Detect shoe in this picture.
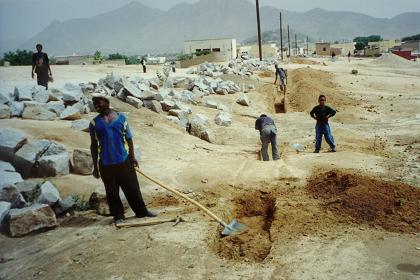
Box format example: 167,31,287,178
136,210,158,218
331,148,337,152
313,150,320,153
115,218,125,226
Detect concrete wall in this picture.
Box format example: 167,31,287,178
331,42,355,56
179,52,228,68
315,43,331,56
368,39,401,52
238,44,278,58
184,38,237,60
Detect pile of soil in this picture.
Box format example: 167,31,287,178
371,53,419,68
307,170,420,233
287,68,358,112
212,190,275,262
290,57,319,65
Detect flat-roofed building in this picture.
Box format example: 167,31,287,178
184,38,237,61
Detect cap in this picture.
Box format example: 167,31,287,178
91,93,110,103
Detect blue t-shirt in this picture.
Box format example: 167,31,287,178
89,112,133,166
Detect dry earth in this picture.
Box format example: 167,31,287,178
0,57,419,280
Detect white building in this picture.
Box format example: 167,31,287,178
183,38,237,60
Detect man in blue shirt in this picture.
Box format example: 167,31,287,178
274,64,287,94
89,94,156,225
255,114,280,161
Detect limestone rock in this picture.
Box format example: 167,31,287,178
0,185,27,208
15,180,40,203
71,119,90,132
0,170,23,189
189,114,215,143
205,100,218,109
7,204,57,237
36,152,70,177
236,94,250,106
0,201,11,224
46,101,65,116
160,100,176,112
72,148,93,175
0,91,13,105
0,161,15,172
37,181,61,206
54,196,75,216
32,86,49,103
0,128,27,162
126,96,143,109
22,106,56,121
0,104,10,119
61,83,83,103
10,102,24,117
143,100,163,113
13,140,51,178
14,86,32,101
60,106,81,120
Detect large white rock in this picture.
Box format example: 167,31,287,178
126,96,143,109
0,128,27,162
71,119,90,132
143,100,163,113
15,180,40,203
10,102,24,117
72,148,93,175
0,161,15,172
215,111,232,127
46,101,65,116
14,86,33,101
37,153,70,177
22,106,56,121
0,104,10,119
0,170,23,190
32,86,49,103
37,181,61,205
160,100,176,112
60,106,81,120
13,140,51,178
0,91,13,105
61,83,83,102
236,94,250,106
0,184,27,208
7,203,57,237
0,201,11,224
189,114,215,143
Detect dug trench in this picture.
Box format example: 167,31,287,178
208,169,420,264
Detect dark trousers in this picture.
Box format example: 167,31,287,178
142,65,146,73
99,159,148,221
36,71,49,90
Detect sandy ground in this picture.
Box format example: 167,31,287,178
0,57,419,280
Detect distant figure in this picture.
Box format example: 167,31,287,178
347,51,351,62
140,58,147,73
171,61,176,73
331,51,336,62
255,114,280,161
310,95,337,153
274,64,287,94
32,44,52,89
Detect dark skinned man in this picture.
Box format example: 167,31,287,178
89,94,156,225
255,114,280,161
31,44,52,89
310,94,337,153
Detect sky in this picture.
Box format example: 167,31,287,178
1,0,419,43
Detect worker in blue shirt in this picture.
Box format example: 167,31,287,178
274,64,287,95
89,94,156,225
255,114,280,161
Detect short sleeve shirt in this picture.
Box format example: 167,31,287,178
32,52,49,73
89,112,133,166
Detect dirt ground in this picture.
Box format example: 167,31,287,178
0,57,419,280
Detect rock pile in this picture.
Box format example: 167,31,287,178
0,84,91,120
187,59,275,77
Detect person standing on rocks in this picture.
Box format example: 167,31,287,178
274,64,287,95
310,94,337,153
89,94,156,225
255,114,280,161
31,43,52,89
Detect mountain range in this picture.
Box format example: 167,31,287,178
4,0,420,56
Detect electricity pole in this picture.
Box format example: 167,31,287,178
280,12,283,61
256,0,263,61
287,24,291,57
295,33,298,56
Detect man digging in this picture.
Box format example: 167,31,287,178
310,94,337,153
255,114,280,161
274,64,287,95
89,94,156,225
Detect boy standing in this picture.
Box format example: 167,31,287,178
310,95,337,153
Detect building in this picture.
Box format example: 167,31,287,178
54,55,94,65
368,39,401,53
238,44,278,58
184,38,237,61
391,40,420,59
331,42,355,56
315,43,331,56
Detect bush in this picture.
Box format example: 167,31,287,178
177,54,193,61
71,194,90,211
2,49,34,66
125,56,140,65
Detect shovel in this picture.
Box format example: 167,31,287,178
135,168,247,236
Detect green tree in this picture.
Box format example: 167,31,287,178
108,53,126,60
125,56,140,65
93,50,102,64
2,49,34,66
402,33,420,42
353,35,383,50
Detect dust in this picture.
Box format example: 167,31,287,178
307,170,420,233
287,68,358,112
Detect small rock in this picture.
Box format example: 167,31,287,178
37,181,61,206
7,203,57,237
54,196,75,216
205,100,218,109
215,111,232,127
72,148,93,175
236,94,250,106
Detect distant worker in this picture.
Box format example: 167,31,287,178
274,64,287,94
255,114,280,161
140,58,147,73
310,94,337,153
347,51,351,62
331,51,336,62
171,61,176,73
89,94,156,225
31,43,52,89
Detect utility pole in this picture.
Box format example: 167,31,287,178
306,36,309,55
295,33,298,56
287,24,291,57
255,0,263,61
280,12,283,61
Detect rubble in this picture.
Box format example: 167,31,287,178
22,106,56,121
13,140,51,178
0,104,10,118
72,148,93,175
60,105,81,120
0,201,11,224
189,114,215,143
144,100,163,113
0,185,27,208
15,180,40,203
36,181,61,206
236,93,250,106
0,128,27,162
71,119,90,132
215,111,232,127
126,96,143,109
10,102,24,117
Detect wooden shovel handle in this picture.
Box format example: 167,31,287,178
135,168,228,227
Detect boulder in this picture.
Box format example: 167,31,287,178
72,148,93,175
13,140,51,178
37,181,61,206
36,153,70,177
10,102,24,117
173,102,192,114
155,89,170,101
143,100,163,113
149,80,159,90
32,86,49,103
15,180,40,203
0,91,13,105
60,106,81,120
138,90,156,101
0,161,15,172
126,96,143,109
166,116,180,124
0,170,23,190
189,114,215,143
61,83,83,103
14,86,32,101
160,100,176,112
0,201,11,224
0,185,27,208
104,73,121,89
205,100,218,109
0,104,10,119
22,106,56,121
71,119,90,132
54,196,75,216
236,94,250,106
46,101,65,116
7,203,57,237
0,128,27,162
42,142,67,156
72,101,85,114
122,79,145,100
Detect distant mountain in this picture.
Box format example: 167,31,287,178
15,0,420,56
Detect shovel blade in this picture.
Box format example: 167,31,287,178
221,220,247,236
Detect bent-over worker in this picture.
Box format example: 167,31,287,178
274,64,287,94
255,114,280,161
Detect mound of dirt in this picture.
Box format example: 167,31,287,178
371,53,419,68
258,71,274,78
307,170,420,233
290,57,319,65
287,68,359,112
212,190,275,262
